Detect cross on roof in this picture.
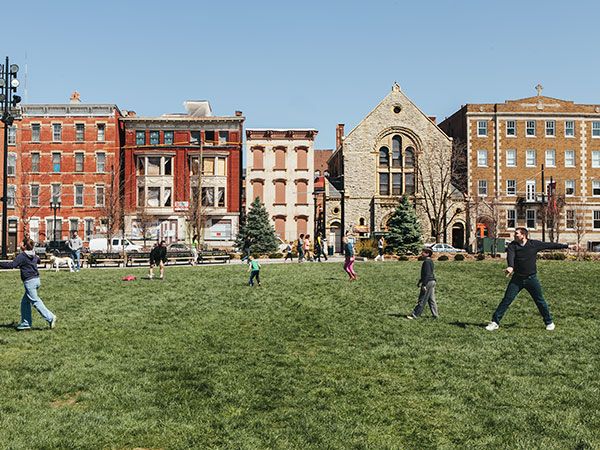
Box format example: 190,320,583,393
535,83,544,97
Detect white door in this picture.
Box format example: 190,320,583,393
526,180,536,202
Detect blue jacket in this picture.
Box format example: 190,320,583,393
0,250,41,282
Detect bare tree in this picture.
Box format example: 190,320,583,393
186,185,207,247
543,194,565,243
573,210,586,260
470,195,501,255
135,206,156,250
99,166,122,252
418,137,467,243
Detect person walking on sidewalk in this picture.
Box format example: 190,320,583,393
375,236,385,261
0,239,57,331
343,236,357,281
67,231,83,271
191,234,199,266
149,240,168,280
297,234,305,263
485,227,575,332
406,247,438,320
284,241,294,262
248,256,261,286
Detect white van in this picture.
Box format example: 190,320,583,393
88,237,141,253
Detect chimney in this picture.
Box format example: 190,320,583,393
428,116,437,124
235,110,243,117
336,123,345,149
128,111,137,117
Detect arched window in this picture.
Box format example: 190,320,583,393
392,135,402,167
405,147,415,168
359,217,366,226
379,146,389,167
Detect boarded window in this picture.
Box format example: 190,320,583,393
275,148,286,170
253,148,264,170
275,180,286,204
253,181,264,203
297,216,308,236
274,217,286,239
296,148,308,170
296,180,308,204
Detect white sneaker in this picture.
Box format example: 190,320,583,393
546,323,555,331
485,321,499,331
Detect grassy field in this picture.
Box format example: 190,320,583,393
0,260,598,449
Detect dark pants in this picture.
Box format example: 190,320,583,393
298,248,304,262
249,270,260,286
285,252,293,262
492,274,553,325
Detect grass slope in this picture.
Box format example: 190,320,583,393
0,260,598,449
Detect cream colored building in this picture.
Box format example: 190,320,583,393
245,129,317,242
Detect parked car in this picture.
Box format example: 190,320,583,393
45,240,71,256
592,244,600,252
428,243,466,253
167,242,191,252
34,242,48,256
88,237,141,253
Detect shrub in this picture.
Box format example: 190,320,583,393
438,255,449,261
476,253,486,261
358,247,377,259
355,239,377,259
269,252,283,259
454,253,465,261
398,255,409,261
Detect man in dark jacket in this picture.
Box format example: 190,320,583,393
0,239,57,331
407,247,438,319
486,227,575,331
149,240,168,280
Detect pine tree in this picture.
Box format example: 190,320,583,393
386,196,422,255
235,197,279,255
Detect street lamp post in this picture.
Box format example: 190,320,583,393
50,201,61,242
0,58,21,258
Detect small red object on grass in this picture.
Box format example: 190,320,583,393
122,275,137,281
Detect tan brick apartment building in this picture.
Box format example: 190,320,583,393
439,88,600,250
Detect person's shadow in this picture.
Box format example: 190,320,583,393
448,321,487,329
0,322,17,329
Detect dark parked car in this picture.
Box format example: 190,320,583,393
167,242,191,252
45,240,71,256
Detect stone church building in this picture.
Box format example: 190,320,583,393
326,83,463,248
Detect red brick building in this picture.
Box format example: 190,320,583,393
121,101,244,247
7,94,122,250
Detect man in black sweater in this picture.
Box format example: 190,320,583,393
149,240,168,280
486,227,575,331
407,247,438,320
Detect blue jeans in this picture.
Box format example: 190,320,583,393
71,249,81,270
492,274,553,325
21,277,55,327
249,270,260,286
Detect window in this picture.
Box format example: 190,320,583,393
97,123,105,141
46,218,63,241
202,187,215,206
506,120,516,136
52,153,61,172
76,123,85,142
392,136,402,167
297,180,308,204
593,122,600,138
593,181,600,196
594,211,600,229
51,184,61,203
526,180,536,202
296,147,308,170
565,150,575,167
217,187,225,207
95,185,105,206
30,184,39,206
137,155,171,176
29,218,39,242
526,149,536,167
136,131,146,145
219,131,229,145
526,209,536,229
392,173,402,195
164,131,174,145
545,120,555,137
75,153,84,172
70,219,79,235
252,180,264,202
565,180,575,196
252,148,264,170
31,124,41,142
274,180,286,204
7,153,16,176
565,121,574,137
202,158,215,176
506,179,516,196
592,151,600,168
566,210,575,229
274,148,286,170
205,130,215,143
31,153,40,172
506,149,516,167
75,185,84,206
477,150,488,167
477,121,488,137
478,180,487,196
150,131,160,145
507,209,516,229
7,185,15,208
53,124,62,141
85,219,94,241
404,147,415,168
190,131,201,145
545,149,556,167
379,173,390,195
379,147,389,167
96,152,106,173
8,126,16,145
526,120,536,136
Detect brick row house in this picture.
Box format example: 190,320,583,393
122,101,244,247
439,88,600,250
4,93,122,251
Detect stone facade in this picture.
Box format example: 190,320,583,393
328,84,457,244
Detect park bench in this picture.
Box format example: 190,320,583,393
126,252,151,267
88,252,126,267
166,251,195,266
197,250,230,264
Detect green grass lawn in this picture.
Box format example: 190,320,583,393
0,260,598,449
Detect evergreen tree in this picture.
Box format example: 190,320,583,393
235,197,279,254
386,196,422,255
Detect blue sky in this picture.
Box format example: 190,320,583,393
4,0,600,148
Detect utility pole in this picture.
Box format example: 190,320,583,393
541,164,545,241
